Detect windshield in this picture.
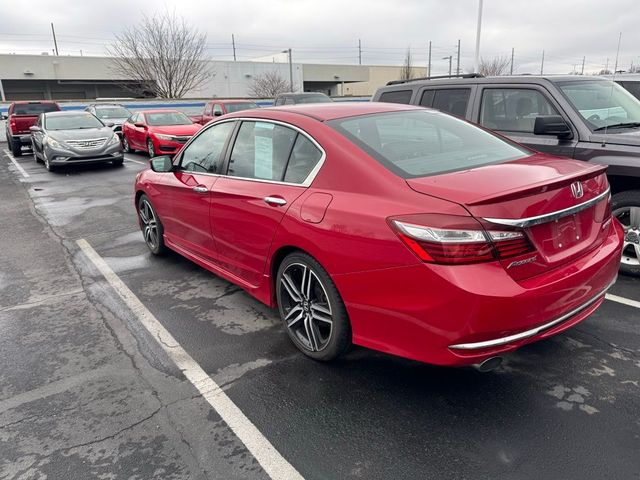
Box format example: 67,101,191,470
45,113,104,131
297,95,332,104
329,110,530,178
225,102,259,113
94,107,131,119
558,80,640,131
13,103,59,115
146,111,192,126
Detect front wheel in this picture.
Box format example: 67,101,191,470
123,136,135,153
147,138,156,158
613,191,640,277
276,252,351,361
11,139,22,157
138,194,166,255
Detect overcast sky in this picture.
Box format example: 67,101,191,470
1,0,638,75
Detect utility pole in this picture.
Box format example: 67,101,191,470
232,34,237,61
358,39,362,65
428,41,432,77
510,47,514,75
540,49,545,75
456,39,461,75
51,22,59,56
443,56,452,76
474,0,483,73
581,56,585,75
288,48,293,92
605,58,609,73
613,32,622,73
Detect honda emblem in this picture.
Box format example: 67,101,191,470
570,181,583,199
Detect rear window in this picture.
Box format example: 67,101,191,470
328,110,530,178
146,111,192,126
13,103,59,115
224,102,260,113
378,90,413,104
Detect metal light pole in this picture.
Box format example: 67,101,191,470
282,49,294,92
443,56,453,76
51,22,59,56
473,0,483,73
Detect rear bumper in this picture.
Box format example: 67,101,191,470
12,134,31,145
333,219,624,366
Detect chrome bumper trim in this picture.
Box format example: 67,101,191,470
483,188,610,228
449,279,616,351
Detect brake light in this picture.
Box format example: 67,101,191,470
9,117,17,134
390,214,534,265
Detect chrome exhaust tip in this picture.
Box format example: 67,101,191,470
475,356,503,373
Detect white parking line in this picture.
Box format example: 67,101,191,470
3,149,29,178
76,238,304,480
124,157,147,165
606,293,640,310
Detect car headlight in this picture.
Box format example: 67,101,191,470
107,133,120,145
154,134,173,141
47,137,65,149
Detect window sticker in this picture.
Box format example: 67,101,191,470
256,122,275,130
254,135,273,179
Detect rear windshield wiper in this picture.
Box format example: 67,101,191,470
594,122,640,131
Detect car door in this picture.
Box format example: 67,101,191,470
125,113,141,148
151,121,237,262
211,120,323,286
475,85,578,158
31,114,45,156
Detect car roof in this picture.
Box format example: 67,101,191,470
230,102,424,121
276,92,330,98
380,74,613,89
12,100,58,105
214,99,257,104
137,109,182,114
92,103,127,108
43,110,94,117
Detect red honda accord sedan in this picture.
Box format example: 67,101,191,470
134,102,623,367
122,109,202,157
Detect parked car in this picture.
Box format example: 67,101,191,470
373,74,640,276
605,74,640,101
30,111,123,171
195,99,260,125
134,102,622,368
273,92,333,106
122,110,202,157
84,103,132,138
3,101,61,156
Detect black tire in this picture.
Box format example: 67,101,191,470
138,194,166,255
276,252,351,361
11,139,22,157
612,190,640,277
112,158,124,167
123,136,135,153
32,142,42,163
44,155,56,172
147,138,155,158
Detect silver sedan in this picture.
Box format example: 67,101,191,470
30,111,124,171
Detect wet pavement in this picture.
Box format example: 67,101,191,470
1,144,639,479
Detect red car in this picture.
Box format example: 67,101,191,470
122,109,202,157
134,102,623,368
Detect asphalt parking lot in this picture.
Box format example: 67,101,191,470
1,143,639,480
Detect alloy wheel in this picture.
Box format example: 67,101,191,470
139,199,159,250
614,206,640,266
123,137,130,153
147,140,155,158
279,263,333,352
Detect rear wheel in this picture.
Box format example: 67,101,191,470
147,139,155,158
613,191,640,277
10,139,22,157
138,194,166,255
276,252,351,361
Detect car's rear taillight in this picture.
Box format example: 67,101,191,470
9,117,17,134
390,214,534,265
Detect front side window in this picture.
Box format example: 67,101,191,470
213,104,223,115
180,122,235,174
329,110,530,178
480,88,559,133
45,113,104,130
228,121,298,181
558,80,640,131
204,103,213,116
145,111,192,126
379,90,413,105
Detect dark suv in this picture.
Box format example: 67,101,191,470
373,74,640,275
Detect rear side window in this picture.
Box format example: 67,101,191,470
378,90,413,104
13,103,59,115
480,88,559,133
284,135,322,183
432,89,471,117
329,110,529,178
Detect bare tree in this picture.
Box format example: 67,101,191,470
597,69,612,75
248,71,290,98
477,55,512,76
108,11,212,98
400,48,414,81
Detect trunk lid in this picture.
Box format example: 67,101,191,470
11,115,39,135
406,154,611,279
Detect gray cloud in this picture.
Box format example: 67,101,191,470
0,0,638,75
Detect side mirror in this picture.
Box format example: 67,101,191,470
534,115,573,139
134,122,146,128
29,126,41,132
149,155,174,173
213,111,222,117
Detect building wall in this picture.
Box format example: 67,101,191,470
344,66,428,96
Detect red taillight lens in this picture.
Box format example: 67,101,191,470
9,117,17,134
389,214,534,265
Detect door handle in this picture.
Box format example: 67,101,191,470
264,196,287,206
192,185,208,194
